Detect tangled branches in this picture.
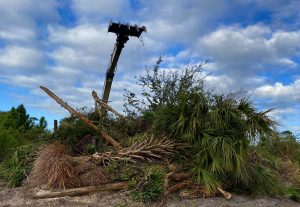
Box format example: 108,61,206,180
92,136,175,164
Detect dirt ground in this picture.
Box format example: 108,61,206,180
1,181,299,207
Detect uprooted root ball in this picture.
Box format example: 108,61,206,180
29,142,79,189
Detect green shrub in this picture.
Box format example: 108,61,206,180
105,161,136,182
131,167,165,203
0,127,19,162
0,145,37,187
124,58,283,196
236,164,284,196
53,117,97,153
154,92,278,193
86,143,96,154
287,187,300,202
258,131,300,165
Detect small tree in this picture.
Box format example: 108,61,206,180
4,104,36,131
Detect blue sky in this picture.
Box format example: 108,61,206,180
0,0,299,134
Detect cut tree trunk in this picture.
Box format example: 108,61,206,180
33,182,129,199
40,86,122,150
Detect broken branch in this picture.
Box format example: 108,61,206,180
91,136,175,165
40,86,122,150
33,182,129,199
92,90,126,119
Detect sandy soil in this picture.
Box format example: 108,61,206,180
1,181,299,207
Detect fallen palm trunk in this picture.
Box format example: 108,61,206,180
40,86,122,150
33,182,129,199
91,136,175,164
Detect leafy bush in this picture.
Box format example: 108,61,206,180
235,164,284,196
258,131,300,164
105,161,136,182
131,167,165,203
53,117,98,154
0,145,37,187
0,127,19,162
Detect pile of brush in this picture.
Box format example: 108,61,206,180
31,86,232,201
29,140,231,201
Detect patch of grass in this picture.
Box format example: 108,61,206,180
286,187,300,202
131,167,165,203
0,127,19,162
0,145,37,187
247,165,284,196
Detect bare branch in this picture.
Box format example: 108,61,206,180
92,90,126,119
40,86,122,150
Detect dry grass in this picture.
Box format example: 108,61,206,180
279,160,300,186
75,162,108,186
74,162,97,175
29,142,79,189
78,168,108,186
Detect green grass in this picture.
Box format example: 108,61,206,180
131,167,165,203
0,145,37,187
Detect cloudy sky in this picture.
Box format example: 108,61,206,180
0,0,299,134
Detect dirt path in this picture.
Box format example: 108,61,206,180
0,181,299,207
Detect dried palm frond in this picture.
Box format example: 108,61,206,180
91,136,175,164
29,142,79,189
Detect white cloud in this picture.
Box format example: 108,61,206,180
0,27,35,42
50,66,80,76
0,46,44,70
49,47,101,70
71,0,132,22
48,24,114,50
205,75,236,93
0,0,59,42
199,24,300,77
255,79,300,102
140,0,228,45
268,108,295,121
